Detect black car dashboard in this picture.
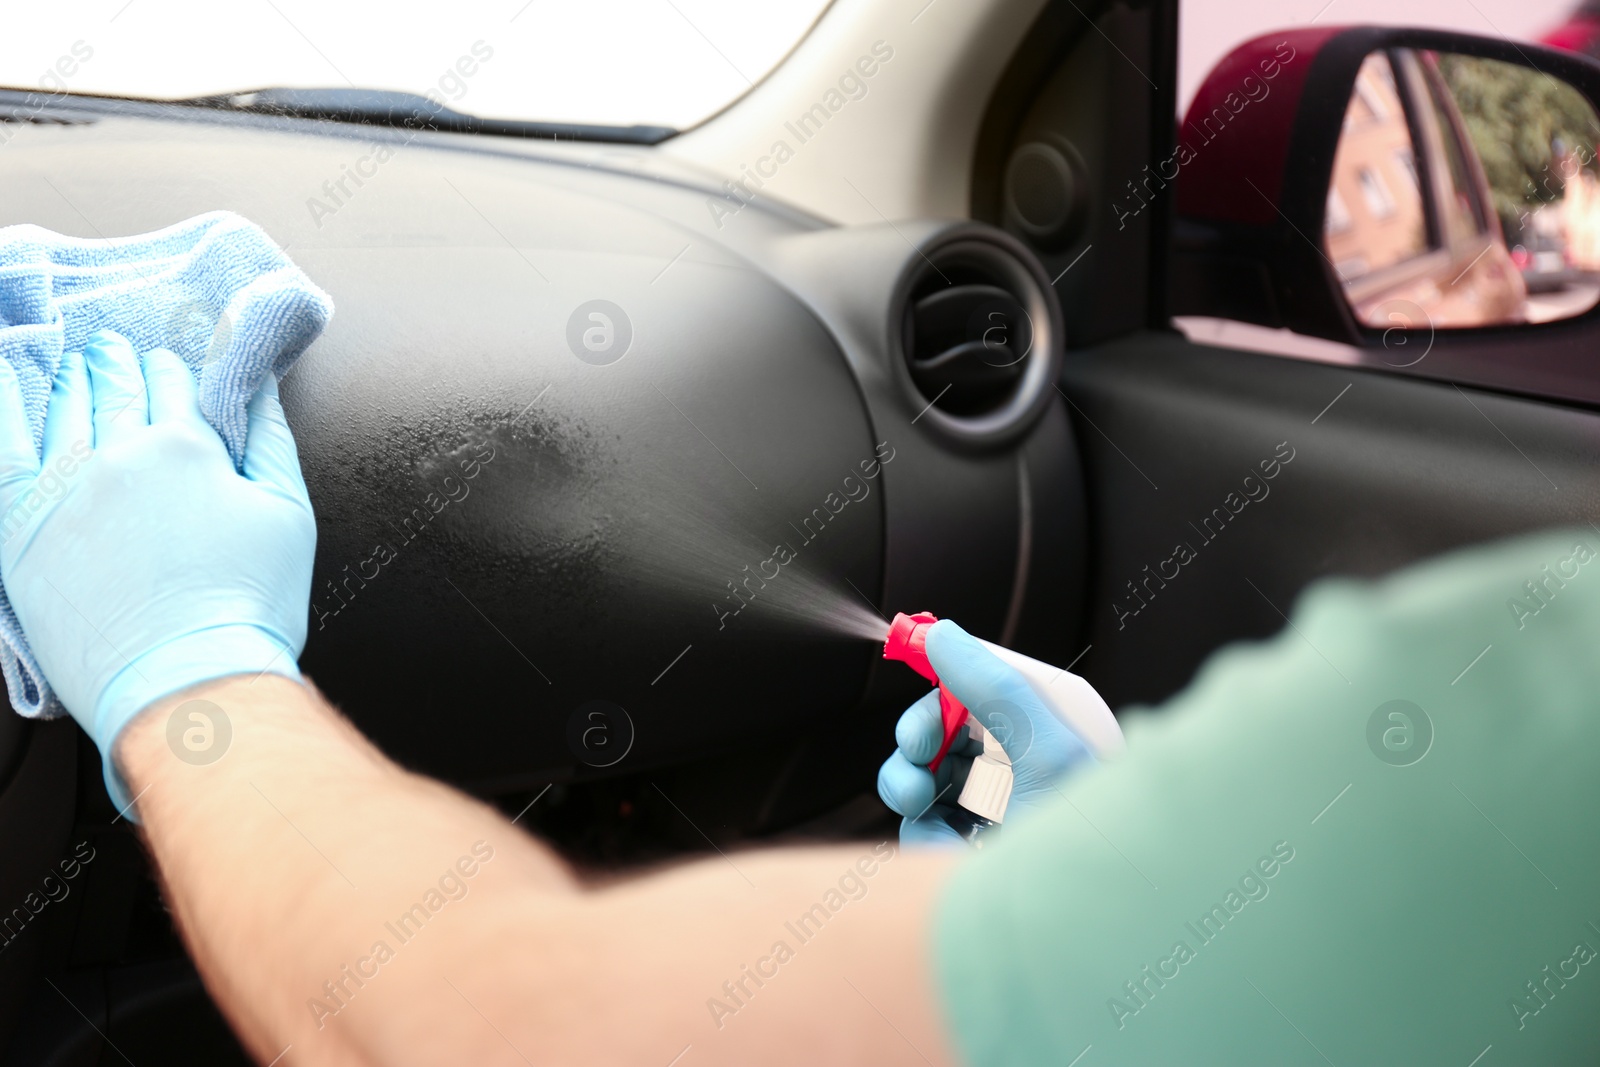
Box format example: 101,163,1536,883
0,91,1089,823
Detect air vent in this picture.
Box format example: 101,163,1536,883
907,282,1030,416
897,234,1060,445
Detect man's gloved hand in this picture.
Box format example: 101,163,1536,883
0,330,315,807
877,619,1095,846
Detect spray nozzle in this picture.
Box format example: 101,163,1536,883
883,611,938,681
883,612,969,774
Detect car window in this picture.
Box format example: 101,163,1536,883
1178,0,1600,351
1178,0,1573,117
0,0,833,131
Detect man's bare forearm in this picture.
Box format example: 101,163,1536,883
116,674,577,1063
116,676,955,1067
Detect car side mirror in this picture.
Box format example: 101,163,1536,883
1171,27,1600,344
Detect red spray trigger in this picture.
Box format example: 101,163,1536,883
883,612,969,774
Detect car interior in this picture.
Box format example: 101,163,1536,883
3,0,1600,1061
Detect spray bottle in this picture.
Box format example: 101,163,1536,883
883,612,1122,839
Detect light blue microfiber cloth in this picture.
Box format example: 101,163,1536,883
0,210,333,718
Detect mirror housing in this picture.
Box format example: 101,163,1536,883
1171,26,1600,345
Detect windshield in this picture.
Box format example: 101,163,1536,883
0,0,833,131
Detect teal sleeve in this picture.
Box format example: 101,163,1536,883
934,528,1600,1066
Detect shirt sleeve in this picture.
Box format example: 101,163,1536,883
933,528,1600,1066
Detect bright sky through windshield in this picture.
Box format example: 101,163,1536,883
0,0,834,130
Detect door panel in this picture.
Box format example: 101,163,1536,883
1062,330,1600,711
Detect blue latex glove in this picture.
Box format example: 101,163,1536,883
0,330,315,810
877,620,1096,846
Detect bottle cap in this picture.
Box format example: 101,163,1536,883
958,755,1013,824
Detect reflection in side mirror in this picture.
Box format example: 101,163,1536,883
1326,49,1600,329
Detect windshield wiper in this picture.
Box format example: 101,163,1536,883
172,87,675,145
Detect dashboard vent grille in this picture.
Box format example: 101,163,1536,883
905,277,1031,417
897,236,1058,443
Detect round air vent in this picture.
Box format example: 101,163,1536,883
897,232,1061,446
